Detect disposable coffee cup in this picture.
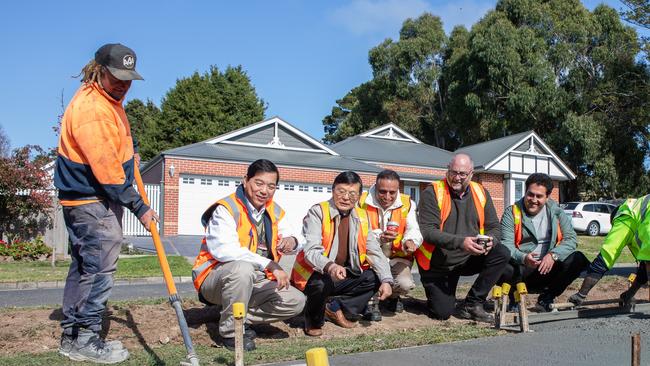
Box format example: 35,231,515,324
386,221,399,232
476,234,490,249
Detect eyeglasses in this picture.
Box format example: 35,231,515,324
252,179,277,191
448,170,471,179
334,188,359,199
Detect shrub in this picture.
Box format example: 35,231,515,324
0,237,51,260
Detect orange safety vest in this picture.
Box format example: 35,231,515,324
512,203,563,248
415,180,487,270
290,201,370,291
359,191,412,259
191,190,285,291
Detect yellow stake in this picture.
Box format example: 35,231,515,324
306,347,330,366
502,283,511,295
516,282,528,295
492,286,502,299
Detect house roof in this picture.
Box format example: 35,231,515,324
162,141,382,173
332,135,452,168
456,131,532,169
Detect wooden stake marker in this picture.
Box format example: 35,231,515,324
233,302,246,366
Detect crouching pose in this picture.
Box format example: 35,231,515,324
291,171,393,336
569,195,650,307
192,159,305,351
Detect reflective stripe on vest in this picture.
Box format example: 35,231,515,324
192,191,285,291
415,180,486,270
359,191,412,259
290,201,370,291
512,203,563,248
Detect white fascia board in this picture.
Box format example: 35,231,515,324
360,123,422,144
483,132,576,180
220,140,329,153
204,116,338,156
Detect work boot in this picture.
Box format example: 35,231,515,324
222,335,256,351
619,290,636,311
59,332,123,357
568,275,601,305
384,296,404,313
535,294,554,312
455,302,494,323
362,294,382,321
68,330,129,364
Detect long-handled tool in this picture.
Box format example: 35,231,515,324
134,166,200,366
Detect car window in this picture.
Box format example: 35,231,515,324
583,204,595,212
595,204,609,213
563,202,578,210
606,204,618,213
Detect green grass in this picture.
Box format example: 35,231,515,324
0,256,193,283
0,324,497,366
576,235,637,264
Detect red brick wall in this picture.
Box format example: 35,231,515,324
161,158,377,235
475,173,504,217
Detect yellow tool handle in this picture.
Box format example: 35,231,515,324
134,165,178,296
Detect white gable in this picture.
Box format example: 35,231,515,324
360,123,422,143
205,116,338,155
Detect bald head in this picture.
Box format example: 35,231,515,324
446,153,474,194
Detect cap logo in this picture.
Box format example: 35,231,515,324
123,55,135,69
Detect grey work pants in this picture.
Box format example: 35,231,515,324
61,201,123,334
200,260,306,338
390,259,416,296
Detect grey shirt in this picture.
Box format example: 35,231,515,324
301,199,392,282
529,207,551,258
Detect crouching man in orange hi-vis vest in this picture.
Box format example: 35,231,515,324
359,169,422,321
415,153,509,323
500,173,588,312
291,171,393,337
192,159,305,352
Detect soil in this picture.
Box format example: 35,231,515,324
0,277,644,355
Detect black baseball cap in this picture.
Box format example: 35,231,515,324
95,43,143,81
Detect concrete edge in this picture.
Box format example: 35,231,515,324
0,276,194,291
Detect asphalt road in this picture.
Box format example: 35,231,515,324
0,282,198,308
270,313,650,366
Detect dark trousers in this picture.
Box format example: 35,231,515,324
419,244,510,320
61,201,124,334
499,251,590,301
303,269,380,328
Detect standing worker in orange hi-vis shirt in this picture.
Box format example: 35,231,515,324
54,43,158,364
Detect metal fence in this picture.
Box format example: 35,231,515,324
122,184,160,236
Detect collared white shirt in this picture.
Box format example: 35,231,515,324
205,192,304,271
364,185,423,247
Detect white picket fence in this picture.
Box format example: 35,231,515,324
122,184,161,236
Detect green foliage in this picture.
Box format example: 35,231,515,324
324,2,650,200
126,66,266,160
620,0,650,28
0,237,50,260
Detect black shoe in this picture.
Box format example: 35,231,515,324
619,290,635,310
455,302,494,323
483,300,495,313
535,295,554,313
244,326,257,339
362,304,382,321
222,335,256,351
384,297,404,313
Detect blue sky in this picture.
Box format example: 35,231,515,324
1,0,646,152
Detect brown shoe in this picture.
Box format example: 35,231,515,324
304,327,323,337
325,307,356,328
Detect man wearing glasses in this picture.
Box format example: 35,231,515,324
192,159,305,351
292,171,393,336
500,173,588,311
416,153,508,322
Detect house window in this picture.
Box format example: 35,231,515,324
299,185,309,192
514,180,524,201
182,177,194,184
200,178,212,185
234,181,241,186
284,184,295,191
326,187,332,193
217,180,229,186
313,186,323,193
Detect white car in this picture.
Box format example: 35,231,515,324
562,202,618,236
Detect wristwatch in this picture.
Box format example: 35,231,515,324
550,252,559,261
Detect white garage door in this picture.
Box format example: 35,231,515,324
177,175,331,235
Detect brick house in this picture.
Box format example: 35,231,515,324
139,117,575,236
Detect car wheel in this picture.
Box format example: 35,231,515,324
587,221,600,236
